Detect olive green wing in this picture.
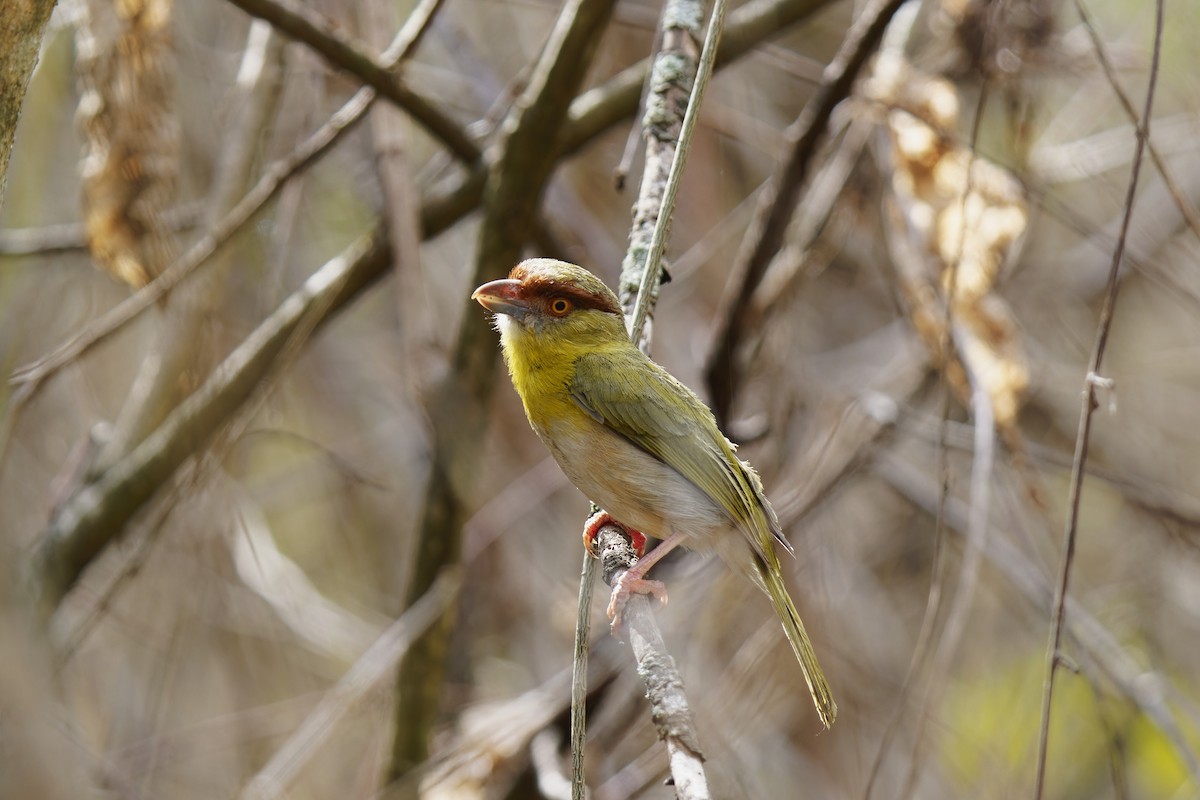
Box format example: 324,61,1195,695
568,350,787,559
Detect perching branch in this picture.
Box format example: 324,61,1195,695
595,528,708,797
571,0,727,795
1034,1,1165,796
704,0,909,428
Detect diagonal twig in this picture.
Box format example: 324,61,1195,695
1072,0,1200,243
224,0,479,162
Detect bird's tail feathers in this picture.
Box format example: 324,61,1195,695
759,559,837,728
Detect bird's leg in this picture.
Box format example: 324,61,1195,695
607,531,688,634
583,509,647,558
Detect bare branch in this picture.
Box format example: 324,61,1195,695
0,203,201,255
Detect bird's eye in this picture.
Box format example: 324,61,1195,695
549,297,572,316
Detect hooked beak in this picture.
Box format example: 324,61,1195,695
471,278,530,320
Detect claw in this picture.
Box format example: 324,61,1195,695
583,510,647,557
606,571,668,633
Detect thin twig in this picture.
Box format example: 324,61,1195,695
612,22,662,191
1072,0,1200,242
224,0,479,162
704,0,909,428
570,549,595,800
895,79,994,800
1033,3,1165,796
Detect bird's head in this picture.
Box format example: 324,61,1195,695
472,259,627,350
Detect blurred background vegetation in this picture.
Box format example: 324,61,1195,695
2,0,1199,797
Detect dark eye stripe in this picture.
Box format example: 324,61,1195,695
508,264,623,315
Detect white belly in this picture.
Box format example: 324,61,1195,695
537,416,725,545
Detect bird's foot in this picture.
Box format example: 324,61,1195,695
583,510,647,558
606,570,668,634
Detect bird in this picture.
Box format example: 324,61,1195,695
472,258,836,728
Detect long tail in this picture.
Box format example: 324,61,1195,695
758,558,837,728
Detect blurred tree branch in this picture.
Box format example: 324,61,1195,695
30,228,391,620
9,88,375,401
704,0,909,429
873,452,1200,786
90,17,280,477
387,0,619,784
224,0,479,163
0,0,56,210
0,202,201,255
8,0,816,407
241,568,461,800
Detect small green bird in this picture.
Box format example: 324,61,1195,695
473,258,836,728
